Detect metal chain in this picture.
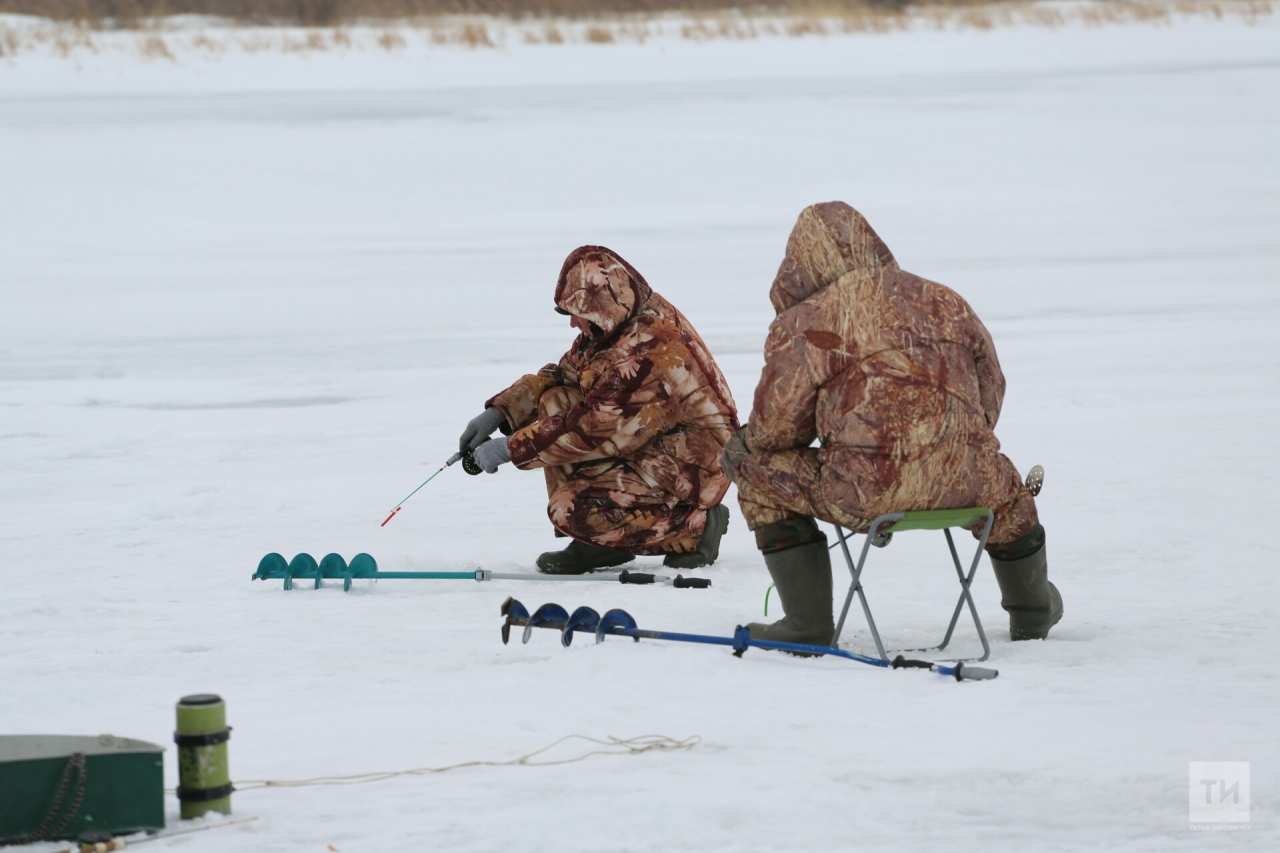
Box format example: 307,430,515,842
4,752,88,845
44,753,89,840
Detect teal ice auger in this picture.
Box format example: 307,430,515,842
499,598,998,682
253,553,710,591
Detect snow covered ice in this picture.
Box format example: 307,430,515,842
2,10,1278,851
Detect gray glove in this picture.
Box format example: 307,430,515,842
459,407,506,452
472,436,510,473
719,426,749,482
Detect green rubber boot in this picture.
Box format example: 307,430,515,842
663,504,730,570
745,520,833,647
536,539,635,575
989,525,1062,641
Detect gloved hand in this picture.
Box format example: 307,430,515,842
472,436,510,474
719,426,749,482
459,407,507,452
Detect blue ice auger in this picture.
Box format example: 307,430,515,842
252,553,711,592
499,597,998,682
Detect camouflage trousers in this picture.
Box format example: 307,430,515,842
733,446,1038,548
537,386,708,556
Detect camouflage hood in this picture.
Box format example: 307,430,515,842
554,246,654,339
769,202,898,315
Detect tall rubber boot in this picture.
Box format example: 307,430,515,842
988,524,1062,640
745,519,833,646
536,540,635,575
663,504,729,570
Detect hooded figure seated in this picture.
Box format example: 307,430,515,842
460,245,740,574
722,202,1062,644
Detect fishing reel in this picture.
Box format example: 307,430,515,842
461,448,484,476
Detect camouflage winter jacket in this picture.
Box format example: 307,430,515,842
487,246,740,510
745,202,1011,516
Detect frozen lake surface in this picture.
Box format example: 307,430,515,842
2,13,1278,851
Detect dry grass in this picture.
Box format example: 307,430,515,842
457,19,494,44
0,20,20,54
0,0,1196,28
189,30,223,49
0,0,842,29
0,0,1271,59
375,27,404,47
137,31,173,57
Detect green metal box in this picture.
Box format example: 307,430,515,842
0,734,165,843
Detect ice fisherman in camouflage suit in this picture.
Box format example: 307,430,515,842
460,246,740,574
722,202,1062,644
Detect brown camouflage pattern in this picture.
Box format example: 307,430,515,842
731,202,1037,545
487,246,739,555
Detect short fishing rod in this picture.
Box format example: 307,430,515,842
380,449,482,527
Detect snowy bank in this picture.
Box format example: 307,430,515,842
0,1,1275,96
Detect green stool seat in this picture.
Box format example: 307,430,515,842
830,507,994,662
877,507,991,531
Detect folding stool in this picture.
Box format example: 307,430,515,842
830,507,994,662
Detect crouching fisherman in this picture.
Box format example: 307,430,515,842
722,203,1062,644
460,245,740,574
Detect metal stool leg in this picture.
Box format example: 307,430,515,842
935,512,993,662
830,514,901,660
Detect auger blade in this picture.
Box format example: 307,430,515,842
285,553,318,591
253,552,288,581
562,606,601,647
500,597,529,645
349,553,378,577
524,603,569,644
596,608,639,644
317,553,348,590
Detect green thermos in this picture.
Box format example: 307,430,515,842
174,694,232,819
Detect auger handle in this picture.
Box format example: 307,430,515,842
672,575,711,589
892,655,999,681
619,570,656,585
953,663,999,681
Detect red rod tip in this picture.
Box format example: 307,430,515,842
380,508,400,527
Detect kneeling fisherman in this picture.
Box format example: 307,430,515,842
461,246,739,574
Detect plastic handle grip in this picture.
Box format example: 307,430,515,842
955,664,999,681
618,571,656,585
672,575,711,589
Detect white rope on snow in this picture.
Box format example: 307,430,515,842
169,734,700,792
